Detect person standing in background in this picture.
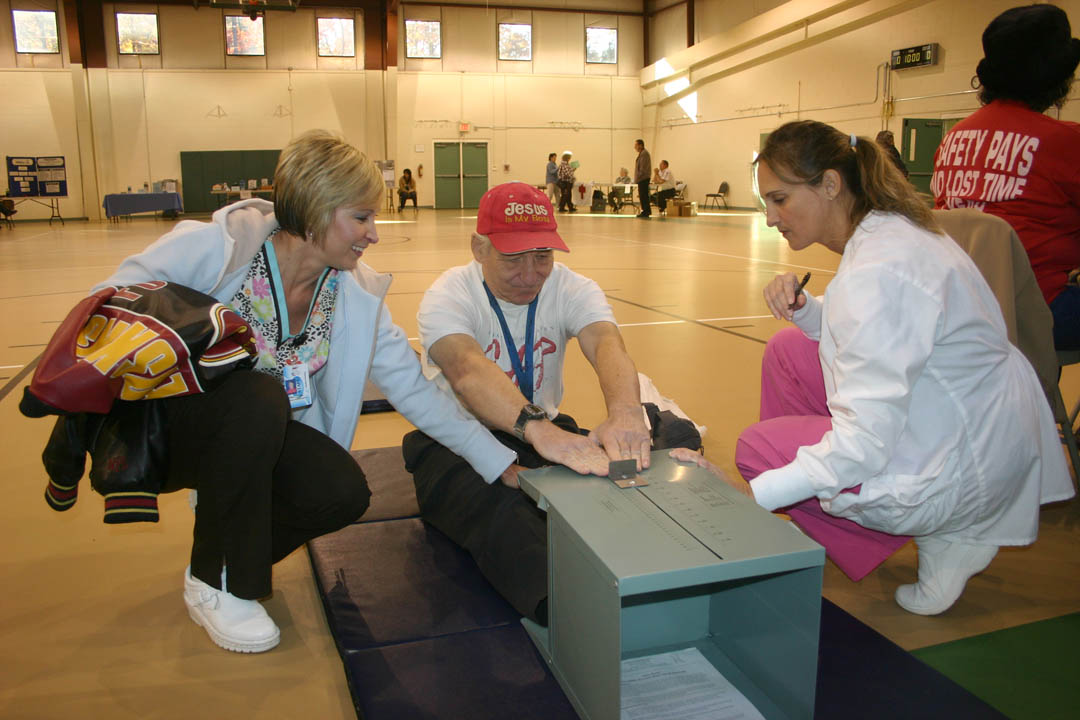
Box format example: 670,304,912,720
545,153,558,204
557,151,577,213
634,139,652,219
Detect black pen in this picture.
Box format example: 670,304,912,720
789,272,811,310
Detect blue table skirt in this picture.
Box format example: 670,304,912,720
102,192,183,218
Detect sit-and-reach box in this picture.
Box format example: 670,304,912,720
519,451,825,720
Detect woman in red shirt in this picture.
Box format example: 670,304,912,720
932,4,1080,349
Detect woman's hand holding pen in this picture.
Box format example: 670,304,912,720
764,272,811,321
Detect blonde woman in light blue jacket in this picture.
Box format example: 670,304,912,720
96,131,514,654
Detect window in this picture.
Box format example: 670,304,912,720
225,15,264,56
317,17,355,57
405,19,440,59
116,12,159,55
585,27,617,64
498,23,531,61
12,10,59,54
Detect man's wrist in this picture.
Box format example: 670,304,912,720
607,402,641,416
521,416,554,446
513,403,547,441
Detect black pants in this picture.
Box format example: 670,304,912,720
398,190,417,209
656,188,677,211
637,180,651,216
163,371,370,599
557,181,575,211
403,414,584,622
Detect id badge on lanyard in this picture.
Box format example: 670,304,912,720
483,281,538,403
283,363,313,408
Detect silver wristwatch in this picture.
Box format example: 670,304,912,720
512,403,546,441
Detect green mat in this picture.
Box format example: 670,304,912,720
912,613,1080,720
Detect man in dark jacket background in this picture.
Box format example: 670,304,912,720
634,139,652,219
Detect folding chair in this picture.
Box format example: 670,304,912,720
0,198,16,229
611,184,636,214
704,182,729,210
1056,349,1080,484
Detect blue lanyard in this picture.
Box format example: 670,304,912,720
482,281,538,402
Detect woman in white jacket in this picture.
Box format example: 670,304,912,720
98,130,515,652
676,119,1072,615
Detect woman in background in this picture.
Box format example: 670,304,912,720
398,167,418,210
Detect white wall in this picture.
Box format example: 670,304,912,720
643,0,1080,209
397,72,643,202
694,0,787,42
649,2,687,63
401,2,643,77
0,0,644,220
11,0,1077,220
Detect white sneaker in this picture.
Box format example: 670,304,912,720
183,566,280,653
894,537,998,616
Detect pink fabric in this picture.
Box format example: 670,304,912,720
736,327,911,581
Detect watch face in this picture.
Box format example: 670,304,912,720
524,403,546,420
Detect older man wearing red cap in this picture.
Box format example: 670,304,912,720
402,181,655,625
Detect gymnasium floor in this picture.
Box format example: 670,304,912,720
0,207,1077,718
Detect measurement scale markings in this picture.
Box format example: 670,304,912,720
635,488,727,561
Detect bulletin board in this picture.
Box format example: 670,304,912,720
6,156,68,197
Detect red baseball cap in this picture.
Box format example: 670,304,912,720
476,182,569,254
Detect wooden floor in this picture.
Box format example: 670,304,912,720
1,208,1077,718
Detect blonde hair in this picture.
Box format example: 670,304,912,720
273,130,384,245
756,120,938,233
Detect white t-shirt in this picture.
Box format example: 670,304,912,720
418,261,616,418
656,167,675,191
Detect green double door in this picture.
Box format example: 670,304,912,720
900,118,962,196
434,142,488,209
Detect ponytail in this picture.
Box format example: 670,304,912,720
850,136,938,233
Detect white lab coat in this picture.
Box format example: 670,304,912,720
752,212,1073,545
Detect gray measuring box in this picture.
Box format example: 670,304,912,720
518,451,825,720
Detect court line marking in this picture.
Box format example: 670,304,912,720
624,238,837,274
0,355,38,403
605,294,768,345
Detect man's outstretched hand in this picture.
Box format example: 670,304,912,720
589,406,652,471
525,421,610,476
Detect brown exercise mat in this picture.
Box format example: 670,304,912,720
349,446,421,523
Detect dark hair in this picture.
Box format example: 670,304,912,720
635,139,645,146
976,4,1080,111
403,168,412,177
875,130,895,145
755,120,938,233
548,153,556,161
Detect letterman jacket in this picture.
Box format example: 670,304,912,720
20,282,256,522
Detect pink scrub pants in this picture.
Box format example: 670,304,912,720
735,327,911,581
